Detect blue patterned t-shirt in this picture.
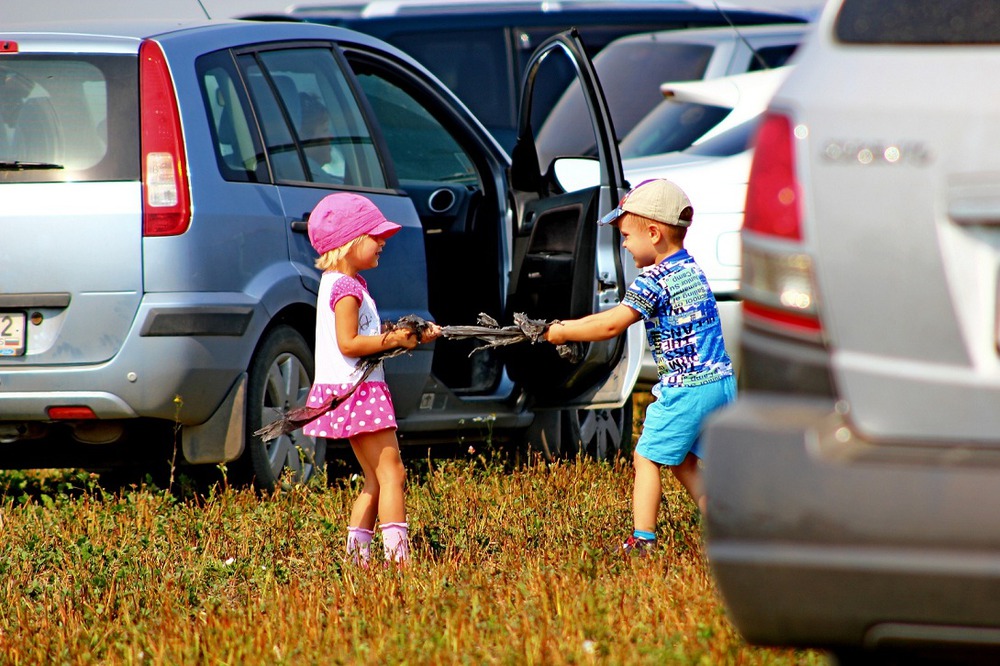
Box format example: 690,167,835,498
623,249,733,387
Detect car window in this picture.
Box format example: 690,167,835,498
836,0,1000,43
536,41,714,160
0,56,137,183
387,28,512,131
514,24,690,126
747,44,799,71
620,100,732,158
197,51,269,183
684,117,760,157
239,47,386,189
354,69,481,186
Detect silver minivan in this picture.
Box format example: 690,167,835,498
0,20,638,489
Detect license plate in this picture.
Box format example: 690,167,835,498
0,312,26,356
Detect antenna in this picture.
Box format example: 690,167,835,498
197,0,213,19
712,0,770,71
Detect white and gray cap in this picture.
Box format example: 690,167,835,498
599,178,693,227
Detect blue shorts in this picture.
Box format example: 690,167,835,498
635,375,736,466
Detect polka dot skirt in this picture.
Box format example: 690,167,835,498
302,381,396,438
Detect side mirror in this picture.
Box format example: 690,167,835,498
552,156,600,193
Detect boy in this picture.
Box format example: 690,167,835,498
544,178,735,554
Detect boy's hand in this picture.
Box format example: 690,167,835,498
421,322,443,343
545,321,567,345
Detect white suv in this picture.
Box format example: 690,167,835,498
703,0,1000,662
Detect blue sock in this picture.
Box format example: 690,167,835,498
633,529,656,541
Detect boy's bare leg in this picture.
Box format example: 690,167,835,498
669,452,705,513
632,451,663,533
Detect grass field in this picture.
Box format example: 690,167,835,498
0,396,824,665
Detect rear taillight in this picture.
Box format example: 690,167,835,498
139,40,191,237
741,112,822,341
745,113,801,240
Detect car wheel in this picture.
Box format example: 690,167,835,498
244,325,325,491
562,393,634,460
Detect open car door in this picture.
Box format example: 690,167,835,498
505,30,643,408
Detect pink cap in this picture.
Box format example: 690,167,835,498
308,193,402,255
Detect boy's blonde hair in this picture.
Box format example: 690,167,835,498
315,236,365,271
662,220,688,244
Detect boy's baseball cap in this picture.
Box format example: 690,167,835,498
599,178,693,227
308,193,402,255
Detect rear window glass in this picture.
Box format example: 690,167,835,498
0,56,138,184
620,101,731,159
685,117,760,157
836,0,1000,44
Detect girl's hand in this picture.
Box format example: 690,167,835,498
387,328,419,350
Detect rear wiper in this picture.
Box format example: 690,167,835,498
0,160,64,170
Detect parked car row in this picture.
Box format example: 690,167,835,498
250,9,808,389
243,1,807,152
0,18,640,488
703,0,1000,662
0,2,809,487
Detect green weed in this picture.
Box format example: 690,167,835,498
0,397,823,665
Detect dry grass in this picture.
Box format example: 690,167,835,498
0,396,824,665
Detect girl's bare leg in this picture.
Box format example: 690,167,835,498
349,437,380,530
632,451,663,534
350,429,407,524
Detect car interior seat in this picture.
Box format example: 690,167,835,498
13,96,62,164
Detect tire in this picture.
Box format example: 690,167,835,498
243,325,326,491
561,392,634,460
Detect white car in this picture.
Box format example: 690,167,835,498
536,23,806,167
623,67,794,383
704,0,1000,661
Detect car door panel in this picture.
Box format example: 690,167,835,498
234,39,434,419
506,30,636,406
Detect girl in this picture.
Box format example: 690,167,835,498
303,192,440,564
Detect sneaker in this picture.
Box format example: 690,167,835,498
621,535,656,556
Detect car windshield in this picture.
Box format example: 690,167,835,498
620,99,732,159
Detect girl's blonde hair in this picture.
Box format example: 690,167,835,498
315,235,366,271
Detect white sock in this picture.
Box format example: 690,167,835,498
347,527,374,565
380,522,409,563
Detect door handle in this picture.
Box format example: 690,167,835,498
291,212,310,233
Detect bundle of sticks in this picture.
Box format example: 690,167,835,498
254,313,579,442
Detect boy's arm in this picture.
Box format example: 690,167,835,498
544,304,641,344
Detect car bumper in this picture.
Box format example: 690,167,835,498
739,325,834,396
0,298,257,425
703,395,1000,651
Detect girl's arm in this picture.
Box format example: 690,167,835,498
544,304,640,345
334,296,439,357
